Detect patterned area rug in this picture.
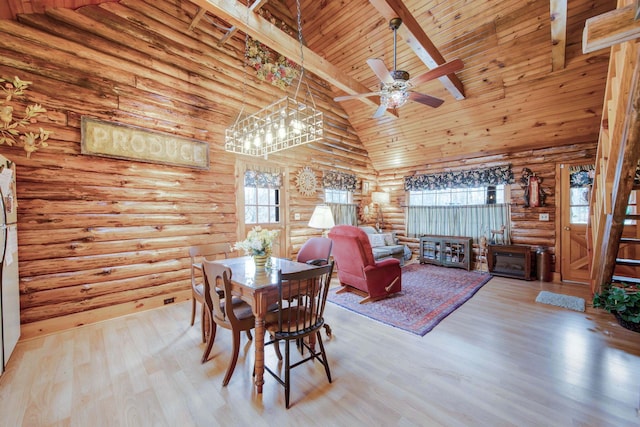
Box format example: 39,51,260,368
327,263,492,336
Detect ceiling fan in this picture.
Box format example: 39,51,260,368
333,17,463,118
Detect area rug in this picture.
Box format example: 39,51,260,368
327,263,491,336
535,291,585,312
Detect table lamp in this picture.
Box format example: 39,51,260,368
309,205,335,236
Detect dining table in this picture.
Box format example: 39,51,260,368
209,255,319,393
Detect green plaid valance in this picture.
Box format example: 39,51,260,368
404,165,514,191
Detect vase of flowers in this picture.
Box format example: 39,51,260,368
234,226,279,269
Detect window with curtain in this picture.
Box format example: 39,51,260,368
323,171,357,225
405,165,514,242
244,169,282,224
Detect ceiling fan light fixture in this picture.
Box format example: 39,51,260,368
381,89,409,109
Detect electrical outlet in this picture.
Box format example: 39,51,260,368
163,297,175,305
539,213,549,221
294,213,301,220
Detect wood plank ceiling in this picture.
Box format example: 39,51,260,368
0,0,616,173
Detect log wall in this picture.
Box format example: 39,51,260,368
0,0,604,337
377,143,598,274
0,0,375,337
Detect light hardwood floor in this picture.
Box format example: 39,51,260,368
1,274,639,426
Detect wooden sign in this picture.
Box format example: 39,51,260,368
81,117,209,170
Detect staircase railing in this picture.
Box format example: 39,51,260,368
588,39,640,293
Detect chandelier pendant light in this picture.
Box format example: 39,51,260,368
225,0,323,158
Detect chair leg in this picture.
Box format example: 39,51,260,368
200,303,206,343
190,296,196,326
223,329,242,386
201,321,217,364
284,339,291,409
245,330,253,341
273,335,283,360
316,331,332,383
324,324,332,338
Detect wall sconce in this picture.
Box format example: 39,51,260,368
370,191,390,231
309,204,335,236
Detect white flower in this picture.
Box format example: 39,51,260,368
234,226,279,256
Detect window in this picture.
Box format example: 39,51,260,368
568,167,593,225
244,186,279,224
409,185,505,206
325,188,352,204
243,169,281,224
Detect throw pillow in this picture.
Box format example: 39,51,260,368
382,232,395,246
368,233,386,248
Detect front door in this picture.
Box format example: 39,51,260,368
560,164,591,283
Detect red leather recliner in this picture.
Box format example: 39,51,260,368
328,225,401,303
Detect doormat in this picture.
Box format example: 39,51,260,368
327,263,491,336
535,291,585,312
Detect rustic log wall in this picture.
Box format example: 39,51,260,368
0,0,375,337
377,143,598,274
0,0,609,337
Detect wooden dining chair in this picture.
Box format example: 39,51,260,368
188,243,232,343
201,260,256,386
263,262,335,408
296,236,334,338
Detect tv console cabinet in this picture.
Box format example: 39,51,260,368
419,235,472,271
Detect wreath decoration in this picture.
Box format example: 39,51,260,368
296,166,317,196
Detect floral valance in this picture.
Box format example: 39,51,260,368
244,170,282,188
569,165,594,188
569,163,640,187
404,165,514,191
323,171,357,191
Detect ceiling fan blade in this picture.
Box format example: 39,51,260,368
372,103,388,119
408,92,445,108
408,58,464,87
366,58,394,84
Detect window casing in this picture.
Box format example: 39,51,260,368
325,189,352,204
409,185,505,206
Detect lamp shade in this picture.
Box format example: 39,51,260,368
308,205,335,229
371,191,390,205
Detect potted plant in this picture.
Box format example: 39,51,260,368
593,283,640,332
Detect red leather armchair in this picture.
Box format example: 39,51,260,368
328,225,401,303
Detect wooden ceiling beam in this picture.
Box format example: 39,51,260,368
189,0,384,112
217,0,268,46
550,0,567,71
368,0,465,100
583,3,640,53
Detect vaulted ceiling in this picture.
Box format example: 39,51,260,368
0,0,616,173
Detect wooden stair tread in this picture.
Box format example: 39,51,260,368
615,258,640,266
612,275,640,284
620,237,640,243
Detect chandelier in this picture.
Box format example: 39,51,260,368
225,0,323,158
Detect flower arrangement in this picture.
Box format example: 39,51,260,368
234,226,279,257
1,76,51,158
246,38,300,90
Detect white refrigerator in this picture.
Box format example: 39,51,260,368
0,154,19,376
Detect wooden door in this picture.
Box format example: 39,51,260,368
560,164,591,283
